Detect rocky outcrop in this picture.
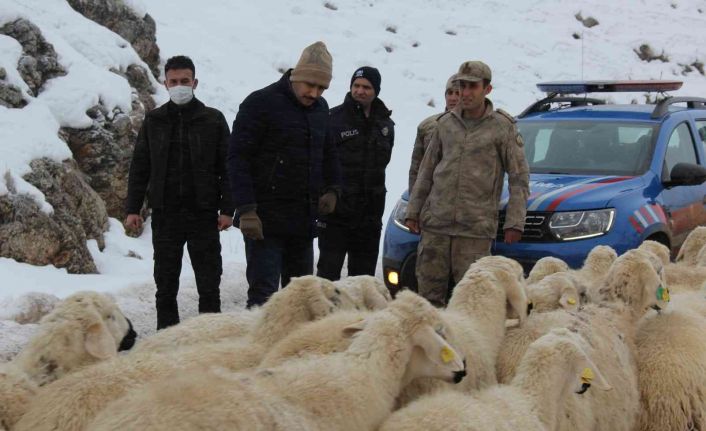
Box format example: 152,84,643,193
0,158,108,274
66,0,161,78
0,4,159,273
0,18,66,96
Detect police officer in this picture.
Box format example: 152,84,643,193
317,66,394,280
125,55,234,329
405,61,529,306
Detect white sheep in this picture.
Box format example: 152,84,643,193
638,239,671,266
0,291,135,430
13,275,355,431
676,225,706,265
88,291,466,431
525,271,584,313
496,249,667,431
635,291,706,430
259,310,370,368
526,256,569,285
0,292,60,324
333,275,391,310
130,308,261,354
379,328,611,431
575,245,618,302
129,275,381,355
0,364,37,431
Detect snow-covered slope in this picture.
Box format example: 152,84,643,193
1,0,705,354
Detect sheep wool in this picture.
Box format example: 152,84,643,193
89,291,466,431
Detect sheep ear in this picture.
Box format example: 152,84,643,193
559,290,579,310
502,274,529,325
577,355,612,392
342,319,367,338
412,326,464,371
85,322,117,360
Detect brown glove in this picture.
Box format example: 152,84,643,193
238,210,264,240
318,191,337,215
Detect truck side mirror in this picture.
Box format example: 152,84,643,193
663,162,706,187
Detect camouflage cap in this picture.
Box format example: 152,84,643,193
454,61,492,83
445,73,459,90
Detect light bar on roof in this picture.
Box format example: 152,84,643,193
537,80,683,94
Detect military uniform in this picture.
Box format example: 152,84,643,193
408,112,445,194
406,99,529,306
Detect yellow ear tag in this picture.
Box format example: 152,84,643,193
580,367,594,385
567,297,577,305
440,346,455,364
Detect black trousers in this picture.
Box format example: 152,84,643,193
244,235,314,308
317,222,381,281
152,209,222,329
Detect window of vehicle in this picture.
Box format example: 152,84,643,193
518,121,656,175
664,122,697,173
696,120,706,156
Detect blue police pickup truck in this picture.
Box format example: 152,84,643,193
382,80,706,293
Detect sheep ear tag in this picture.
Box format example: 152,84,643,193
440,346,455,364
656,285,670,302
580,367,594,385
567,297,577,305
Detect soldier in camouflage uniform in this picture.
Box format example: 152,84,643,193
408,73,460,193
405,61,529,306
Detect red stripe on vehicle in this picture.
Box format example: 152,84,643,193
544,176,633,212
629,216,644,233
639,206,655,224
651,204,667,223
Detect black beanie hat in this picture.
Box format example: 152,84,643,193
350,66,381,95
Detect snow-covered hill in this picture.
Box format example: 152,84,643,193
1,0,705,351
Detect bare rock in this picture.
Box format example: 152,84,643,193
66,0,160,78
0,19,66,96
634,44,670,63
62,109,136,220
0,81,25,108
575,12,599,28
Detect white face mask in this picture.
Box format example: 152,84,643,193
168,85,194,105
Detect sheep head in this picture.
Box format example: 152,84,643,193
599,250,670,315
467,256,528,324
638,240,671,267
513,328,611,430
527,256,569,285
347,291,466,385
676,226,706,264
582,245,618,275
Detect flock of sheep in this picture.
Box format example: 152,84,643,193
3,227,706,430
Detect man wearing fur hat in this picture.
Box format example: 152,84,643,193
228,41,341,307
405,61,529,307
408,73,460,194
317,66,395,281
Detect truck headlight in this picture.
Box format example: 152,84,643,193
392,199,410,232
549,209,615,241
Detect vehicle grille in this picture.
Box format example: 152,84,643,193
496,211,554,242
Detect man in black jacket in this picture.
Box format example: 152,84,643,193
317,66,394,280
228,42,341,307
125,56,234,329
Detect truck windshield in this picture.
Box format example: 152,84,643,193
517,121,657,176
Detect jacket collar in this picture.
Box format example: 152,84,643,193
451,98,494,127
343,92,391,120
152,97,207,120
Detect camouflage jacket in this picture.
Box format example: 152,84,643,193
408,112,445,193
406,99,529,239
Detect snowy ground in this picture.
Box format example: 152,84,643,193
1,0,706,358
